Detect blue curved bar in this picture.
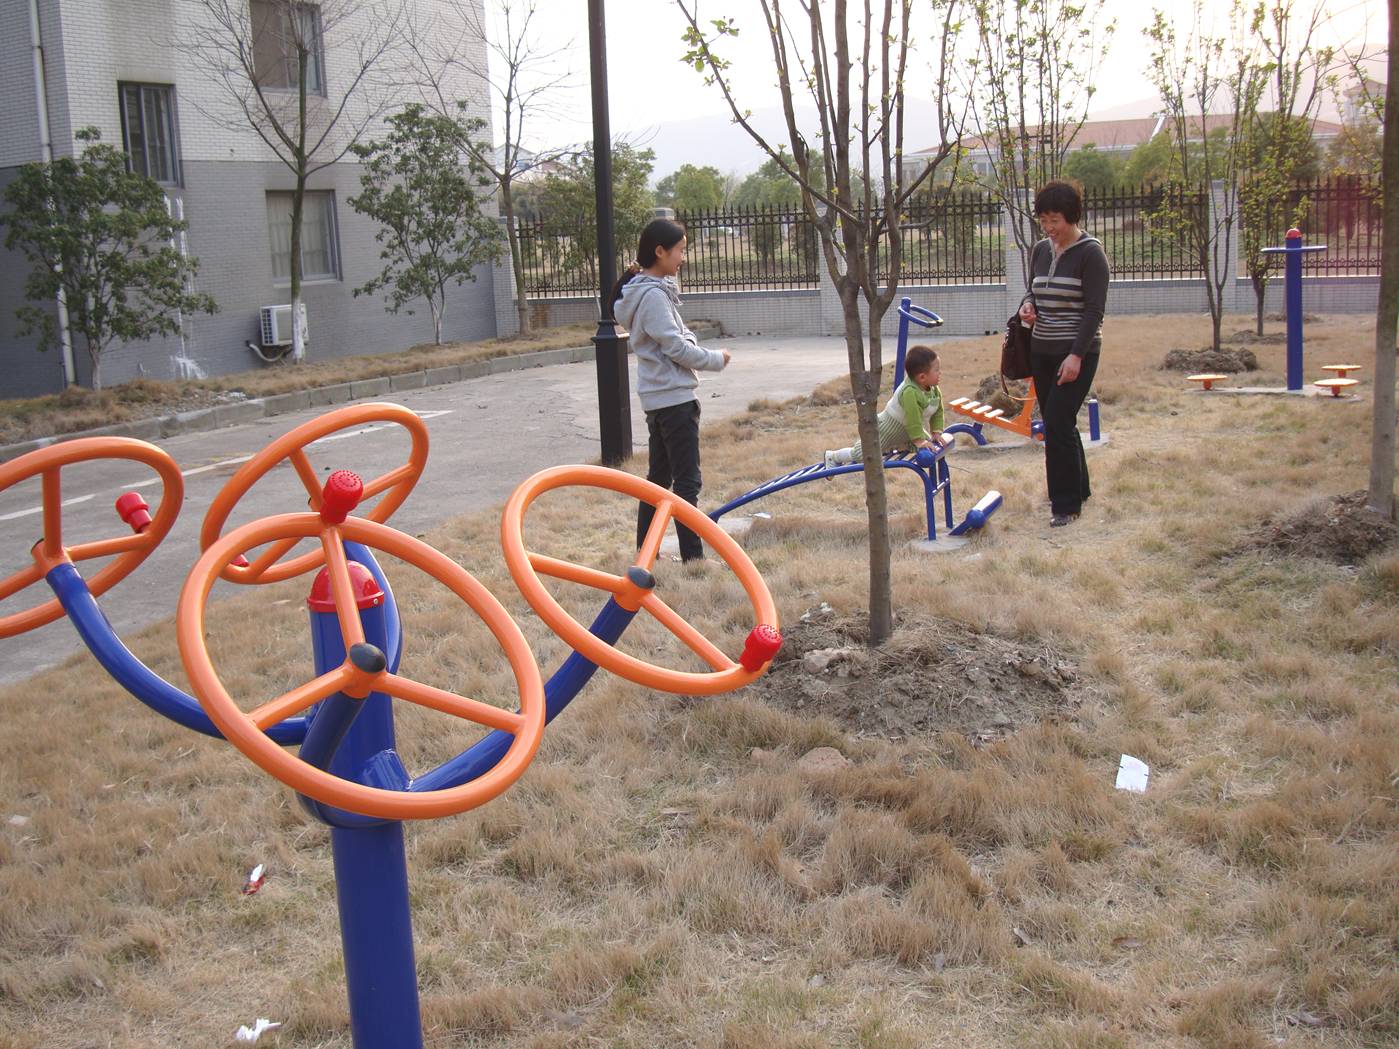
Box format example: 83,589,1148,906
709,446,952,540
942,421,988,446
894,295,945,385
48,561,310,744
408,598,634,793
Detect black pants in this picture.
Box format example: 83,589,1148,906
637,399,704,561
1030,351,1098,517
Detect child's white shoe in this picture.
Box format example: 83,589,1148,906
824,450,839,469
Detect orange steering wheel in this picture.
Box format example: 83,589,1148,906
179,510,545,821
501,465,781,696
200,403,428,584
0,437,183,638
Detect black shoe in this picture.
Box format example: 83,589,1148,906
1050,512,1080,527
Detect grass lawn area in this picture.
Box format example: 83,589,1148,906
0,312,1395,1049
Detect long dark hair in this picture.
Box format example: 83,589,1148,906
610,218,687,307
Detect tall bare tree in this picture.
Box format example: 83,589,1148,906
1146,0,1267,352
678,0,967,645
1367,8,1396,520
1238,0,1336,335
177,0,407,362
409,0,577,335
963,0,1115,280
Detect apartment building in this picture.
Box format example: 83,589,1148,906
1,0,496,397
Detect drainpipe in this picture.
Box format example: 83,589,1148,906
28,0,77,388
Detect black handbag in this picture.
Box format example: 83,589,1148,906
1000,311,1033,381
1001,311,1035,383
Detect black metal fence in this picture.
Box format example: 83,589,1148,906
1085,185,1209,279
512,179,1378,297
1282,177,1382,276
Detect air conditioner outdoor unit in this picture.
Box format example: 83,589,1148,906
260,303,309,347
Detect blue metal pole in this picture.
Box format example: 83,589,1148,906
894,296,912,386
304,557,423,1049
1284,228,1303,391
1087,397,1100,442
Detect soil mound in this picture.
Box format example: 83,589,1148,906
754,608,1083,742
971,374,1036,417
1250,491,1399,564
1224,329,1286,345
1162,347,1260,373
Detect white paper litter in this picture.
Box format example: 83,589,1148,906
234,1018,282,1043
1115,754,1150,793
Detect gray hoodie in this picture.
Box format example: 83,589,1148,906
614,274,727,411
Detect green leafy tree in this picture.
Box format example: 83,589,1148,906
671,164,726,213
1122,131,1176,185
1238,1,1333,333
538,141,655,284
654,171,679,208
1146,0,1266,352
1062,144,1122,192
349,104,502,345
0,128,217,391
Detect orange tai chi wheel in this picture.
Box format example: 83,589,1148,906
501,465,781,696
179,512,546,820
200,403,429,585
0,437,183,638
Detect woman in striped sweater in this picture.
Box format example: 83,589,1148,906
1017,180,1109,528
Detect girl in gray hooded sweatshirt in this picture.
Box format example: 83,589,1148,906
612,219,731,562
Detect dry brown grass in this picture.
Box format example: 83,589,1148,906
1,311,1397,1048
0,322,597,444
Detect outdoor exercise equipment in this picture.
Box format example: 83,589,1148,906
0,403,782,1049
1186,373,1231,391
1260,227,1327,391
712,296,1012,541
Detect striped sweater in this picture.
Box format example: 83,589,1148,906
1023,234,1109,357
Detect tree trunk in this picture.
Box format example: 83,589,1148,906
290,176,306,363
1254,275,1265,336
1367,22,1398,520
432,298,443,345
840,288,893,646
501,179,530,335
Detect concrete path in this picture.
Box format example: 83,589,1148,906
0,335,865,686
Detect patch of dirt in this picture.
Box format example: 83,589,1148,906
1249,491,1399,564
971,374,1038,418
1224,329,1286,345
1161,346,1260,373
754,608,1084,742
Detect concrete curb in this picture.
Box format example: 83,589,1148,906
0,324,721,462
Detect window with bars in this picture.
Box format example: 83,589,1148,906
118,83,181,185
251,0,325,94
266,191,340,281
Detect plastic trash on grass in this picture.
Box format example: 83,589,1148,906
1115,755,1149,793
235,1018,282,1043
241,863,266,896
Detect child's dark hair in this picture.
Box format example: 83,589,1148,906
610,218,687,306
905,344,939,376
1033,179,1084,224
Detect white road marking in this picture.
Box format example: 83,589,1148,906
3,409,455,512
0,493,95,521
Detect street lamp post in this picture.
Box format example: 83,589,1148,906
588,0,632,464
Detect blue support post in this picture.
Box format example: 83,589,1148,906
303,555,424,1049
1260,228,1326,392
1088,398,1100,442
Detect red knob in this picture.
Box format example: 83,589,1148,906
320,470,363,524
1286,227,1302,239
114,492,153,533
739,623,783,671
307,561,385,612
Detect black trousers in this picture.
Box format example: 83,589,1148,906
1030,351,1099,517
637,399,704,561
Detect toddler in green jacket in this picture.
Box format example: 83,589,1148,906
825,345,947,467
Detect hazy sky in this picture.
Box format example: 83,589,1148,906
490,0,1387,151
